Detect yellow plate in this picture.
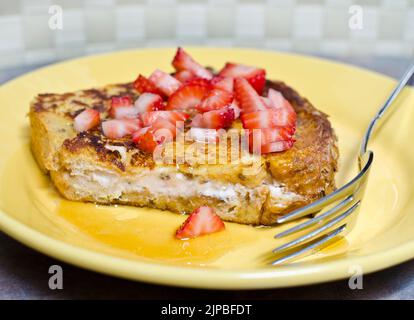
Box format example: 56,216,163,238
1,48,414,289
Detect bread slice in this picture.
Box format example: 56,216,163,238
29,80,338,225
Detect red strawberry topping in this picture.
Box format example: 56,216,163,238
134,93,164,113
196,88,233,113
102,119,141,139
218,63,266,94
140,110,189,127
172,47,213,80
211,76,234,93
133,74,162,95
166,82,210,110
173,70,195,83
191,107,235,129
74,109,100,132
149,69,181,97
234,77,267,114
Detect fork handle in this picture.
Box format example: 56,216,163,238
360,62,414,159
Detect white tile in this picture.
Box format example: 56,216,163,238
293,5,323,38
0,15,24,52
320,40,349,56
53,9,86,47
404,9,414,40
349,6,378,40
265,6,294,37
24,48,57,65
374,41,406,56
115,5,146,41
0,51,25,69
145,4,176,38
85,42,116,55
236,4,265,39
23,10,56,50
176,4,207,38
264,39,293,51
207,2,236,37
85,6,116,43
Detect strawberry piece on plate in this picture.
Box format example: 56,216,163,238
166,82,210,110
218,62,266,94
234,77,267,114
172,47,213,80
176,206,225,239
241,110,295,129
74,109,100,132
102,119,141,139
191,107,235,129
211,76,234,93
133,74,162,95
149,69,181,97
134,93,164,113
140,110,189,127
173,70,195,83
196,88,233,113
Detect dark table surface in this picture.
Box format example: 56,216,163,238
0,53,413,300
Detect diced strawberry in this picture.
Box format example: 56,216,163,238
234,77,267,114
102,119,141,139
211,76,234,93
260,140,294,154
187,128,220,143
241,110,295,129
111,96,132,108
267,89,296,125
74,109,100,132
132,119,175,153
166,82,210,110
249,127,292,145
190,114,203,127
133,130,158,153
172,47,213,80
134,93,164,113
109,96,138,119
175,206,225,239
133,74,162,95
149,69,181,97
248,127,295,154
150,117,178,138
185,78,212,88
218,63,266,94
229,99,241,119
140,110,189,127
267,89,285,108
173,70,195,83
191,107,235,129
196,88,233,113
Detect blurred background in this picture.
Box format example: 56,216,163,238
0,0,413,73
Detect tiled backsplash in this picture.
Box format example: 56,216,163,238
0,0,413,70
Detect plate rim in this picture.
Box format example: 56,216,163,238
1,47,413,289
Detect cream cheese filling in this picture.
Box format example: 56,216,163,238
67,165,301,205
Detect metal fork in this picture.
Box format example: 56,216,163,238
271,62,414,265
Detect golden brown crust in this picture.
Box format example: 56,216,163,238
29,79,338,225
